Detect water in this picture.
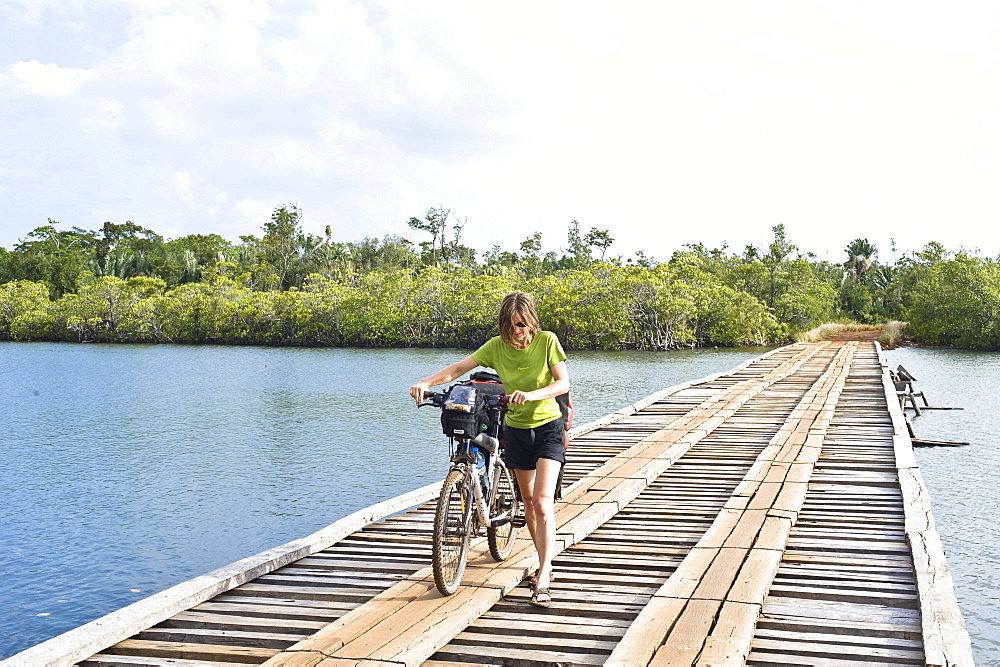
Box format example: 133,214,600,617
0,342,763,658
884,347,1000,662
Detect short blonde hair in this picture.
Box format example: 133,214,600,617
498,292,541,346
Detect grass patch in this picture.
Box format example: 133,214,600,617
794,322,882,343
878,320,908,349
795,321,909,347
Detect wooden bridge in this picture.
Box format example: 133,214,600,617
4,341,974,666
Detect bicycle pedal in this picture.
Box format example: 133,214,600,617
510,517,526,528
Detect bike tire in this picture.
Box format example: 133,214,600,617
487,463,520,562
432,467,473,595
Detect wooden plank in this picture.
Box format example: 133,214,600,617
136,626,304,648
83,655,241,666
696,601,759,666
651,599,722,666
754,626,922,651
750,636,925,662
722,510,769,549
757,612,921,639
762,598,921,625
692,548,747,601
91,639,277,663
728,548,783,606
431,642,608,665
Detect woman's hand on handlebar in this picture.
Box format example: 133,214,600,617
409,382,431,406
508,389,532,406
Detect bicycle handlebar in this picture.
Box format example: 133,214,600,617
418,389,507,410
419,391,446,408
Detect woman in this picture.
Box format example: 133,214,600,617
409,291,568,607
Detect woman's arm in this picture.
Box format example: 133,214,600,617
409,355,479,405
508,361,569,406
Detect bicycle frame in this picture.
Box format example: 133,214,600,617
424,385,520,595
447,437,493,531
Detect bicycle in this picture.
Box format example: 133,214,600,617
421,376,522,595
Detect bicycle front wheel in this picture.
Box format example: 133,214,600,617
432,467,473,595
487,463,520,562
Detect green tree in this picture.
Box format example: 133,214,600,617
261,204,304,289
773,258,836,330
517,232,545,280
562,220,593,269
837,238,882,322
761,224,796,309
299,274,357,345
670,254,778,346
843,238,879,282
165,233,233,267
904,252,1000,349
0,280,51,339
347,235,419,275
482,245,520,275
9,221,98,295
584,227,614,261
612,265,697,350
90,220,166,280
64,274,167,342
407,207,450,267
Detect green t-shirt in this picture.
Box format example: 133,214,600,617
472,331,568,429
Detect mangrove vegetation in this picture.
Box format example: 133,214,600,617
0,207,997,350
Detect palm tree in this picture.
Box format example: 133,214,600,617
843,238,878,283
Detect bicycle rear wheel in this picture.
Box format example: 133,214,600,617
432,467,473,595
487,463,520,561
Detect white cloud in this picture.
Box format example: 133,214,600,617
234,199,276,231
173,169,193,204
147,103,190,140
8,59,96,96
2,0,1000,262
82,97,125,130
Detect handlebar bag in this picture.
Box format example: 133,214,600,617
469,373,504,440
441,376,505,440
441,384,478,439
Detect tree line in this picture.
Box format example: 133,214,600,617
0,206,997,350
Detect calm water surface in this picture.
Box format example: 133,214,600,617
0,342,764,657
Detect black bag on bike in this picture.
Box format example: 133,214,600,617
440,383,479,439
440,375,504,441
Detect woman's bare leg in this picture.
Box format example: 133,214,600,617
515,459,560,597
515,468,538,545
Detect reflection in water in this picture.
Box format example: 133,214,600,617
0,342,762,656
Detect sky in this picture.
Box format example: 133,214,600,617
1,0,999,265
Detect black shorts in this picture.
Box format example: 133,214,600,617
502,418,566,470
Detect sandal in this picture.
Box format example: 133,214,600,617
529,586,552,608
528,569,555,586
